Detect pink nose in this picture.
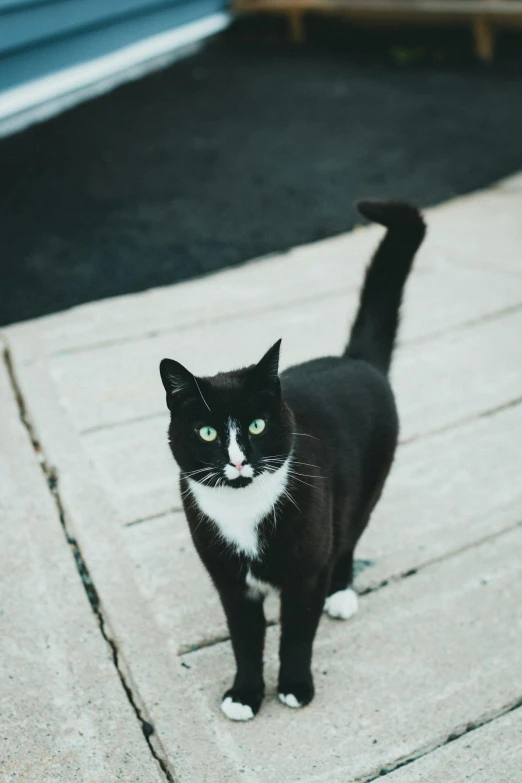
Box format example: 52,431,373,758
233,461,244,472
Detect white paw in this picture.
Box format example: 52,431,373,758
278,693,302,709
324,587,359,620
221,696,254,721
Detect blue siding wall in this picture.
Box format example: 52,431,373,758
0,0,228,93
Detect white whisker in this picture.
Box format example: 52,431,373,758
281,487,300,513
287,474,317,490
258,472,278,535
192,374,211,412
261,456,323,471
182,467,213,477
288,471,326,479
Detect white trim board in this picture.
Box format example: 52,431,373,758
0,12,230,139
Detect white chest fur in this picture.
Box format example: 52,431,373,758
187,459,290,558
246,570,277,600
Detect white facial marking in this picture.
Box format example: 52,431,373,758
246,570,276,600
221,696,254,721
240,463,254,479
324,587,359,620
224,461,254,480
224,463,240,481
187,459,290,558
227,419,246,467
279,693,302,709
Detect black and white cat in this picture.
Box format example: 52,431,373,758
160,200,426,721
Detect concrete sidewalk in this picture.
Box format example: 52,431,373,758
1,174,522,781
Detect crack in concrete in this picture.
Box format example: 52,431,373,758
124,506,181,527
180,519,522,656
120,395,522,532
81,410,167,437
5,339,522,780
44,265,522,361
479,395,522,419
80,385,522,444
49,283,351,358
3,345,176,783
358,517,522,599
361,694,522,782
401,394,522,446
398,300,522,349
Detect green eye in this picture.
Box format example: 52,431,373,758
248,418,265,435
199,426,218,442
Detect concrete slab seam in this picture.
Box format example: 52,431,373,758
78,388,522,442
177,518,521,656
117,395,522,529
45,292,522,365
358,517,522,595
124,506,181,527
3,344,177,783
46,284,355,358
478,395,522,421
361,694,522,782
81,409,167,437
401,394,522,446
397,300,522,349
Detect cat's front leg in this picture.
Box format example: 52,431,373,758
278,573,328,709
218,585,266,721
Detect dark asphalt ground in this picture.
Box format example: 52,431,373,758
1,19,522,326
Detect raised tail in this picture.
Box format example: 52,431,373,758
344,200,426,375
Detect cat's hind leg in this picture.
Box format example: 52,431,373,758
278,572,329,709
324,550,359,620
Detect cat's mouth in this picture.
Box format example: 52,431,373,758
225,475,254,489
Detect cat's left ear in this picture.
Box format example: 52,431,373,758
251,339,282,393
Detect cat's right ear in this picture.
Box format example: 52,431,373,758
250,339,282,395
159,358,194,411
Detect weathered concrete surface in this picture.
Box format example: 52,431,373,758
82,333,522,527
123,402,522,652
169,526,522,783
0,356,163,782
385,706,522,783
429,187,522,277
83,414,174,523
46,275,522,435
3,176,522,783
124,512,225,651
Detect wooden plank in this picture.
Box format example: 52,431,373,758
473,14,495,60
234,0,522,16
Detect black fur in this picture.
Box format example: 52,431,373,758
159,201,426,717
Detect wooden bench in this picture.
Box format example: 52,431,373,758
232,0,522,61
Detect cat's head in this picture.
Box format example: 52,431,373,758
159,340,294,488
